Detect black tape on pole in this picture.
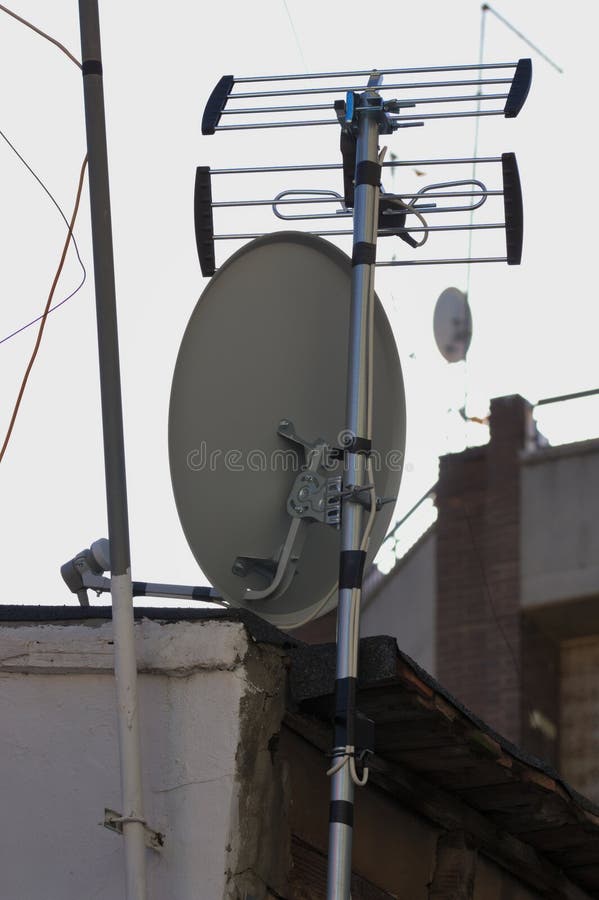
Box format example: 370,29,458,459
82,59,103,76
352,242,376,267
345,436,372,456
340,130,357,208
334,676,357,747
339,551,366,589
329,800,354,826
356,160,381,187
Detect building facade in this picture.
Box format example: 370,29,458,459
321,395,599,802
2,607,599,899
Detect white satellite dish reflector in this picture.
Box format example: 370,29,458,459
433,287,472,363
169,232,405,630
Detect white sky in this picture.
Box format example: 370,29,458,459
0,1,596,606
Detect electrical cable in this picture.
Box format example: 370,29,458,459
463,4,565,419
404,204,429,247
0,4,81,68
465,5,487,303
482,3,563,74
0,155,88,464
280,0,307,72
0,128,87,345
0,279,86,345
385,195,430,248
326,144,385,786
0,5,88,459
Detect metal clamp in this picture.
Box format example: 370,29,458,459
103,809,164,852
232,419,342,603
287,470,342,526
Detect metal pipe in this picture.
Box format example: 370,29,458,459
214,223,505,239
391,108,505,122
233,61,518,83
223,102,334,114
222,92,509,115
210,157,502,174
536,387,599,406
380,91,509,106
212,191,501,207
377,256,508,265
215,108,506,131
216,117,340,131
327,99,380,900
78,3,147,898
212,254,507,275
230,77,513,100
212,196,347,208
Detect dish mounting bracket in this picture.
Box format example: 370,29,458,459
233,419,342,602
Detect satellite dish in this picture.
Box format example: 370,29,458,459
169,231,405,629
433,287,472,363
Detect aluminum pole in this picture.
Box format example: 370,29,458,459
326,102,381,900
78,3,147,898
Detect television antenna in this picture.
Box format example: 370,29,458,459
63,51,531,900
193,58,530,900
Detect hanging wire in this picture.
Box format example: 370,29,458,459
0,4,81,68
462,3,564,425
0,4,90,460
0,156,88,463
483,4,563,74
0,129,87,345
281,0,307,72
0,6,88,344
465,8,487,303
467,2,564,286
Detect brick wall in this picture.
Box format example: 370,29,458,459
436,395,558,759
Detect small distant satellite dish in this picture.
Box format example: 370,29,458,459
169,232,405,629
433,287,472,363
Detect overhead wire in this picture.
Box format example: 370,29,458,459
0,5,87,461
0,128,87,345
456,0,563,690
463,4,564,423
0,155,88,463
0,4,86,344
482,4,563,74
280,0,307,72
0,4,81,68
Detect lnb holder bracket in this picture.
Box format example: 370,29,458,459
287,470,343,527
233,418,344,602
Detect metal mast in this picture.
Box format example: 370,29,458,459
78,3,147,898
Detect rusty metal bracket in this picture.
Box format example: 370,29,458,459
102,808,164,851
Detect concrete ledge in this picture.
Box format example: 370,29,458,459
521,437,599,465
0,617,250,675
